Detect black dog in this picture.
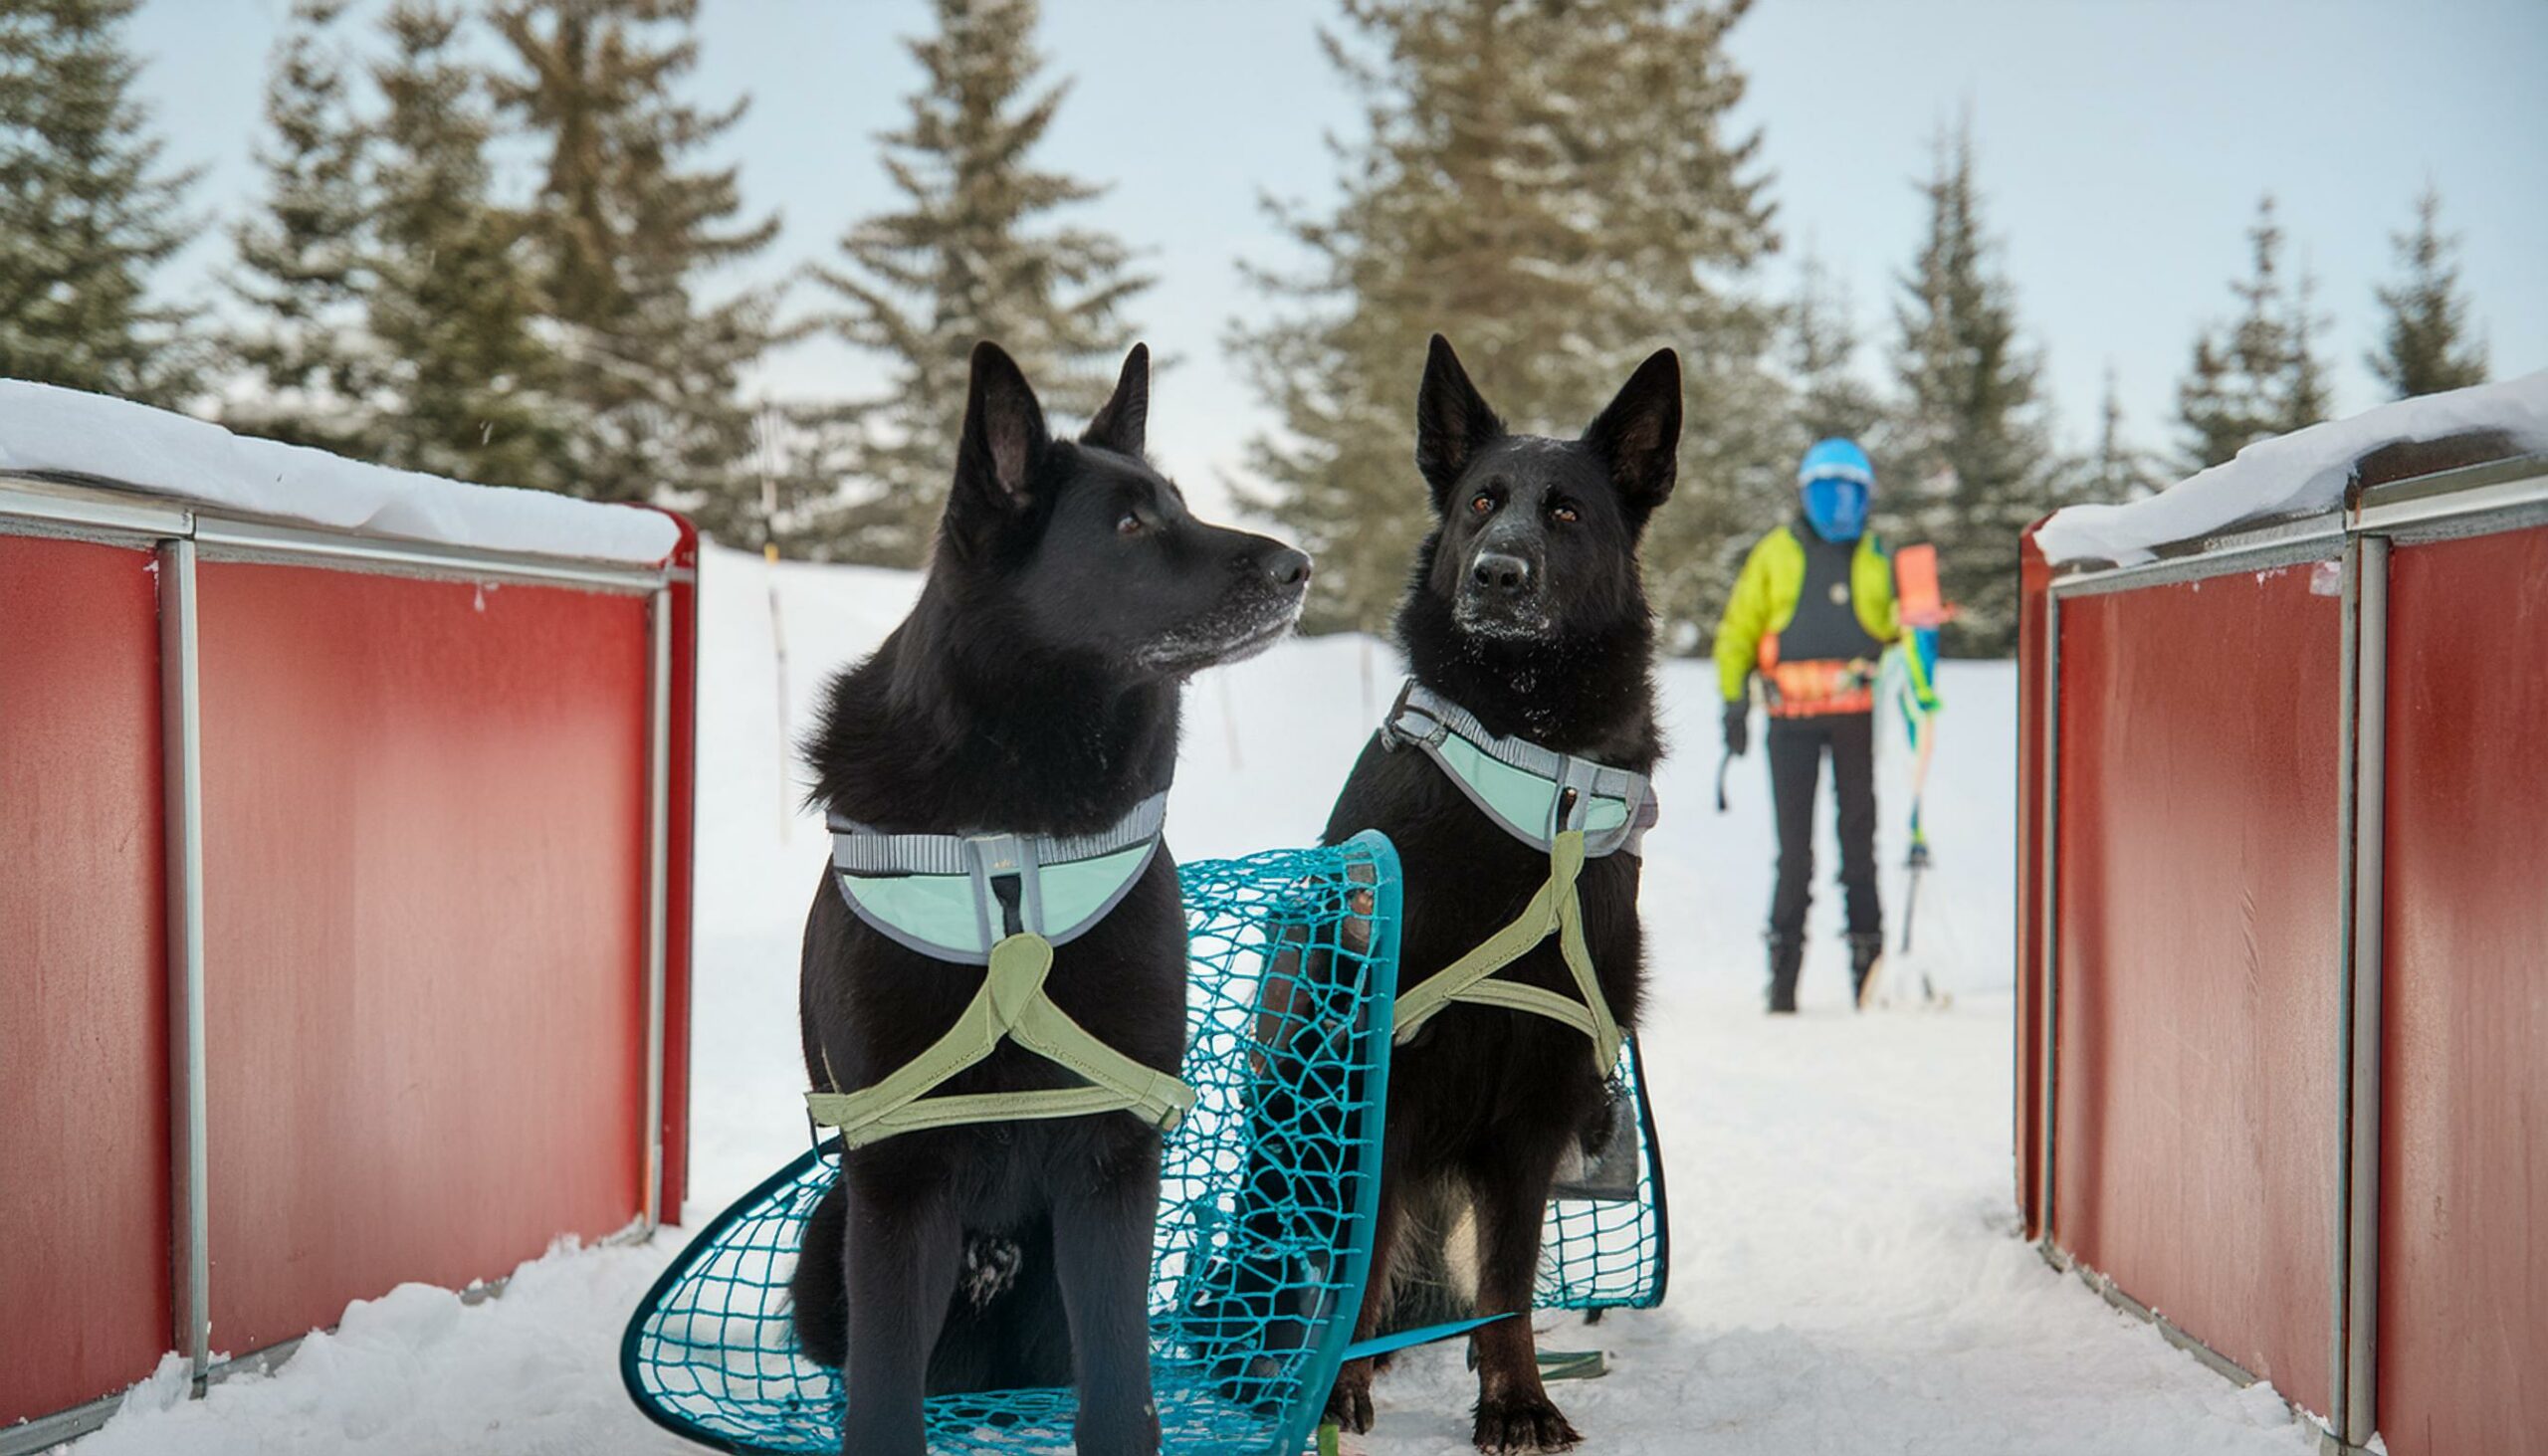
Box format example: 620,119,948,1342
1321,335,1678,1452
790,340,1310,1456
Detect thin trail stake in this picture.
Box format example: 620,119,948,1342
756,405,795,844
767,553,792,844
1359,636,1376,724
1217,669,1243,772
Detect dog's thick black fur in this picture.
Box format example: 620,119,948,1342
1320,336,1679,1453
789,340,1309,1456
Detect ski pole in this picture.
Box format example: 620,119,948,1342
1898,702,1937,954
1714,748,1733,813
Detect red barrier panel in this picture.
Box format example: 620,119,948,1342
2378,523,2548,1456
0,536,172,1425
195,562,650,1355
2051,563,2341,1411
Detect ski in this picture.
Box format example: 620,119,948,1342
1876,544,1953,1010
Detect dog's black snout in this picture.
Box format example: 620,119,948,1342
1259,546,1312,589
1470,551,1532,592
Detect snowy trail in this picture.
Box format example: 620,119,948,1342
70,545,2315,1455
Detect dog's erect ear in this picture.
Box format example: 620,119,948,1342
947,340,1050,543
1582,347,1682,519
1081,343,1149,458
1415,334,1506,513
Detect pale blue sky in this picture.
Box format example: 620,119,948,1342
133,0,2546,511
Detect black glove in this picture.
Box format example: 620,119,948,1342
1723,700,1750,757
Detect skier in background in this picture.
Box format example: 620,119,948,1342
1714,438,1899,1013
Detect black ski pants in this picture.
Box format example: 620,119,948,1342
1766,711,1880,941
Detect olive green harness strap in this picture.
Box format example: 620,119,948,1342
805,933,1196,1150
1390,829,1623,1077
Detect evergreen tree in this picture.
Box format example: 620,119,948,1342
0,0,202,404
1789,247,1884,446
223,0,373,452
2176,194,2330,469
492,0,782,534
2081,364,2160,502
1887,119,2061,657
362,0,565,489
808,0,1151,565
1234,0,1786,640
2368,184,2485,399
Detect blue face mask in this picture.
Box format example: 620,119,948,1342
1803,478,1868,542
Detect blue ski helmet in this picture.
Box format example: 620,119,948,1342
1798,437,1873,542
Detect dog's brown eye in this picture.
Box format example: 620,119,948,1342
1552,503,1580,524
1469,494,1493,516
1117,514,1142,536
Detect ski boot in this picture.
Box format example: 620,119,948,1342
1848,932,1885,1010
1767,933,1802,1014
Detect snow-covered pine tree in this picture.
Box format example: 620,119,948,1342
0,0,203,405
362,0,566,491
2175,194,2330,470
492,0,782,533
2368,184,2486,400
805,0,1151,566
1234,0,1785,640
223,0,374,453
1887,119,2060,657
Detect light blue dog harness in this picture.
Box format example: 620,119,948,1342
1381,681,1656,861
807,790,1195,1148
1380,680,1656,1072
826,791,1170,964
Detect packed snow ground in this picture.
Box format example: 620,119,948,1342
71,544,2315,1456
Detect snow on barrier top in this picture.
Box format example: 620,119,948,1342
0,380,681,565
2034,370,2548,566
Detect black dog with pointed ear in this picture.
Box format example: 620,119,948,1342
1578,344,1682,528
1316,335,1683,1453
1406,332,1681,671
1414,332,1508,512
1081,341,1149,456
792,339,1308,1456
937,339,1053,560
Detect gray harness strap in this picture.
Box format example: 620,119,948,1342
826,790,1169,963
1380,680,1658,859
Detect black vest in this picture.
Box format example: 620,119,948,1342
1778,522,1884,662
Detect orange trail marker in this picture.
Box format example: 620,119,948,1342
1894,542,1953,628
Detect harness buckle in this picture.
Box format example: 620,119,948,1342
966,832,1027,876
1379,678,1446,752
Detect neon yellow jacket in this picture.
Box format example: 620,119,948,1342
1713,524,1898,704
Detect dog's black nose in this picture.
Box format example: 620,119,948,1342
1470,551,1531,592
1260,547,1312,588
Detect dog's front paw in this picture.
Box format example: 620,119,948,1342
1472,1388,1582,1453
1325,1358,1377,1434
